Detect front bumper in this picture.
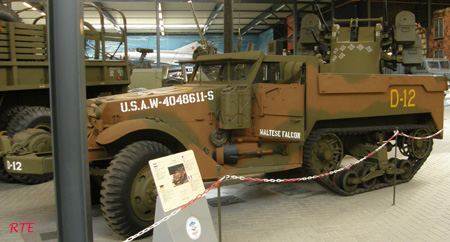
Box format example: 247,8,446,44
4,154,53,175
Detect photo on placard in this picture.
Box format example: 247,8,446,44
168,163,189,187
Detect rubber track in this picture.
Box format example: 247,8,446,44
302,125,432,196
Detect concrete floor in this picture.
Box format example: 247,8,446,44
1,110,450,242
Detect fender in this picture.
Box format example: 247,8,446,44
96,119,193,147
95,119,228,179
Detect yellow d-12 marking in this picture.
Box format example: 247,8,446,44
390,89,416,108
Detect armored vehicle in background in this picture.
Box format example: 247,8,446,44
2,10,447,238
0,3,131,184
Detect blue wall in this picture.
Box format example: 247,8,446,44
95,30,274,58
126,32,273,53
257,28,274,55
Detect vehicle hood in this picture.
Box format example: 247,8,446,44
90,84,226,104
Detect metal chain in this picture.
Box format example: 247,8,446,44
124,128,443,241
399,128,444,140
230,130,400,183
124,176,228,242
228,128,444,183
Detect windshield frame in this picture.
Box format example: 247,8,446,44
189,59,257,84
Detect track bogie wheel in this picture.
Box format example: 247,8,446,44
351,164,364,173
396,159,413,180
380,158,397,184
330,171,342,186
338,169,359,193
358,166,376,189
100,141,171,238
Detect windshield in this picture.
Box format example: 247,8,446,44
428,61,440,69
440,61,449,69
191,61,253,82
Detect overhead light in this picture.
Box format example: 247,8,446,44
31,7,37,11
159,13,163,19
158,3,162,11
264,13,272,19
23,2,32,8
212,13,218,19
40,12,46,16
161,32,165,36
159,20,164,26
255,20,262,25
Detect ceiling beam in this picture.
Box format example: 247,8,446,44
83,0,328,3
241,3,285,35
203,2,224,35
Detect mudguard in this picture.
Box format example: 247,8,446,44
95,119,193,147
95,119,227,179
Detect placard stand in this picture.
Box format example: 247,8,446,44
153,196,217,242
150,150,218,242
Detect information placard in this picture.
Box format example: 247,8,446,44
149,150,205,212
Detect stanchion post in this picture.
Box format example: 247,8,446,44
393,128,398,205
217,165,222,242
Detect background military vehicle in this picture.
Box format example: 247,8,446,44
0,2,131,184
409,59,450,107
2,10,448,239
410,58,450,79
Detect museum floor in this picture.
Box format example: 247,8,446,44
1,110,450,242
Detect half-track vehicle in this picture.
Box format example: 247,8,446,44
0,2,131,184
2,10,448,238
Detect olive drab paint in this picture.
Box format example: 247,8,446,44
3,10,448,239
81,10,450,239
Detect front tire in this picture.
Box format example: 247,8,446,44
100,141,172,238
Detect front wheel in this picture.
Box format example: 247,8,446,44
100,141,172,238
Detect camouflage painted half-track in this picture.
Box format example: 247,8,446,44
84,12,448,235
88,49,446,182
3,10,448,238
